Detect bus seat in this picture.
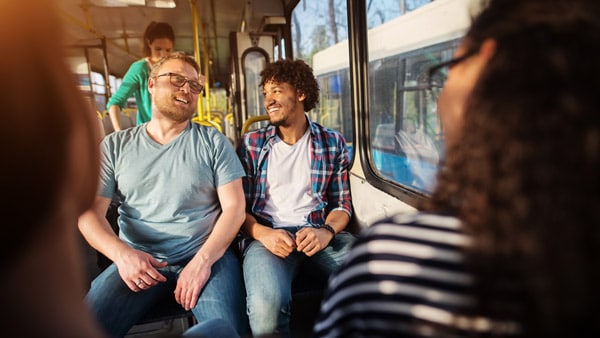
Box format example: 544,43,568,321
121,108,137,129
126,298,195,337
96,111,106,137
98,110,115,135
224,112,237,145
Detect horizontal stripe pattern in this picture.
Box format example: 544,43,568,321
313,212,519,337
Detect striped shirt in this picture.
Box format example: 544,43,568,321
313,212,520,338
236,116,352,227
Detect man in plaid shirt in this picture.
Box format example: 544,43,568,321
236,59,356,338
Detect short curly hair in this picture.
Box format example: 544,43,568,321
259,59,320,112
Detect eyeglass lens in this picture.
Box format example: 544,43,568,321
159,73,203,94
426,62,449,98
170,74,203,94
427,51,475,90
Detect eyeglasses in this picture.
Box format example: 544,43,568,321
155,72,204,94
427,50,477,94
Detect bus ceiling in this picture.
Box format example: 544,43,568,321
59,0,298,86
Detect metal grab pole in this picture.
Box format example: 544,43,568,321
189,0,205,120
200,14,211,115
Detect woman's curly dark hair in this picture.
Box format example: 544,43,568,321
259,59,320,111
425,0,600,336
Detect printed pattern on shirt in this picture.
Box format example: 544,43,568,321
237,117,352,227
313,212,520,338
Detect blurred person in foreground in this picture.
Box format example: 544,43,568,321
313,0,600,337
0,1,105,337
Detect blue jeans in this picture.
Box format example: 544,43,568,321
86,247,249,337
182,318,240,338
242,229,356,337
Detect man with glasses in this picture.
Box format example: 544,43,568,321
79,51,249,337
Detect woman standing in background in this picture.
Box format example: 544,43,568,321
107,21,174,131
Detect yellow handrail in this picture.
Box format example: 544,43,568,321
191,116,222,132
241,115,270,135
226,113,234,125
210,110,224,120
122,108,136,118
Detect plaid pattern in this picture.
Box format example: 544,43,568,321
237,117,352,227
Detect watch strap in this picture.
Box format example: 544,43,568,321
317,223,336,238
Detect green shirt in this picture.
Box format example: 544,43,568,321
106,58,152,125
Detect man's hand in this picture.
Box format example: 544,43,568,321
114,247,168,292
175,258,211,311
295,227,333,256
259,228,297,258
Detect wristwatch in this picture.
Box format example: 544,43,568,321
315,223,336,238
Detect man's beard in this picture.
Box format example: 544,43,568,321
155,95,196,122
164,108,195,123
269,118,283,127
268,113,288,127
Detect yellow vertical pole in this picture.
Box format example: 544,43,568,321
200,16,211,115
188,0,204,119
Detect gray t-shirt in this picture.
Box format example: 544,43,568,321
98,122,244,263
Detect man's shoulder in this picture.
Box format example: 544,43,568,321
103,124,144,143
189,122,222,136
241,125,274,144
309,120,345,140
189,122,234,147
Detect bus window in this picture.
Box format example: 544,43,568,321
366,0,470,194
369,43,457,193
108,75,119,96
68,55,95,112
293,0,352,154
90,71,107,113
243,49,268,123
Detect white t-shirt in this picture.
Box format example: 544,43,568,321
263,129,318,228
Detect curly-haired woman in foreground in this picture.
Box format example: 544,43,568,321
313,0,600,337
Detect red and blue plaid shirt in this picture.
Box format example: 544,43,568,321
236,117,352,227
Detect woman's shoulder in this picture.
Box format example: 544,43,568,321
371,212,461,231
361,212,467,248
126,59,150,73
